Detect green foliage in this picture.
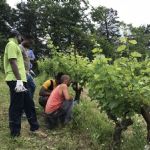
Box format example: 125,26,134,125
117,37,137,55
14,0,94,57
38,37,150,148
0,55,4,72
1,0,150,148
129,25,150,58
38,39,90,86
91,6,121,58
129,39,137,45
88,40,150,119
131,51,142,58
39,38,150,120
91,6,120,39
117,45,126,52
0,0,12,56
121,115,146,150
0,0,149,60
71,100,113,149
92,47,103,54
0,0,12,35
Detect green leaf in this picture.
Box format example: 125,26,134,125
109,101,119,110
131,52,142,58
120,37,127,43
129,40,137,45
94,74,100,80
117,45,126,52
92,48,103,54
48,44,54,48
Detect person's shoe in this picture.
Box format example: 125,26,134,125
31,129,47,138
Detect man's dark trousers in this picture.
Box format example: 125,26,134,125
7,81,39,137
46,100,73,129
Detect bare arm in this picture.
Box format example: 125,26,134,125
39,87,51,96
62,84,73,101
9,58,21,80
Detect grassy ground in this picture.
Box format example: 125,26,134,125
0,74,104,150
0,74,148,150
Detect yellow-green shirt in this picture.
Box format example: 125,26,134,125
4,38,27,82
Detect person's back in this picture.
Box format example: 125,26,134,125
45,84,65,114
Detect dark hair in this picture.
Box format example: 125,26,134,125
22,34,33,40
55,72,64,84
9,29,20,38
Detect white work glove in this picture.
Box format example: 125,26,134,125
15,80,27,92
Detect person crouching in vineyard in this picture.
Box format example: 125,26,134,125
39,72,64,108
44,75,74,129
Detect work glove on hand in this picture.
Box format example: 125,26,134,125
15,80,27,92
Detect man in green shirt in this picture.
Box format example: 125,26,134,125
4,29,40,137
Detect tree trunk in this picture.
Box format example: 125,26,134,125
106,110,133,150
104,17,109,41
141,105,150,143
72,81,83,103
112,118,133,150
74,86,82,103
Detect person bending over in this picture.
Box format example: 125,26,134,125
39,72,64,108
45,75,73,128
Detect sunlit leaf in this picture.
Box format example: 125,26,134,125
117,45,126,52
129,40,137,45
92,48,103,53
120,37,127,43
131,52,142,58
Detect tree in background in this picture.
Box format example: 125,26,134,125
130,25,150,58
0,0,150,61
13,0,95,58
0,0,15,71
91,6,121,58
0,0,14,54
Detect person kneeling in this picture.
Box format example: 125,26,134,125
39,72,64,108
45,75,73,129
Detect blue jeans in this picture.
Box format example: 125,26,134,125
27,74,36,99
